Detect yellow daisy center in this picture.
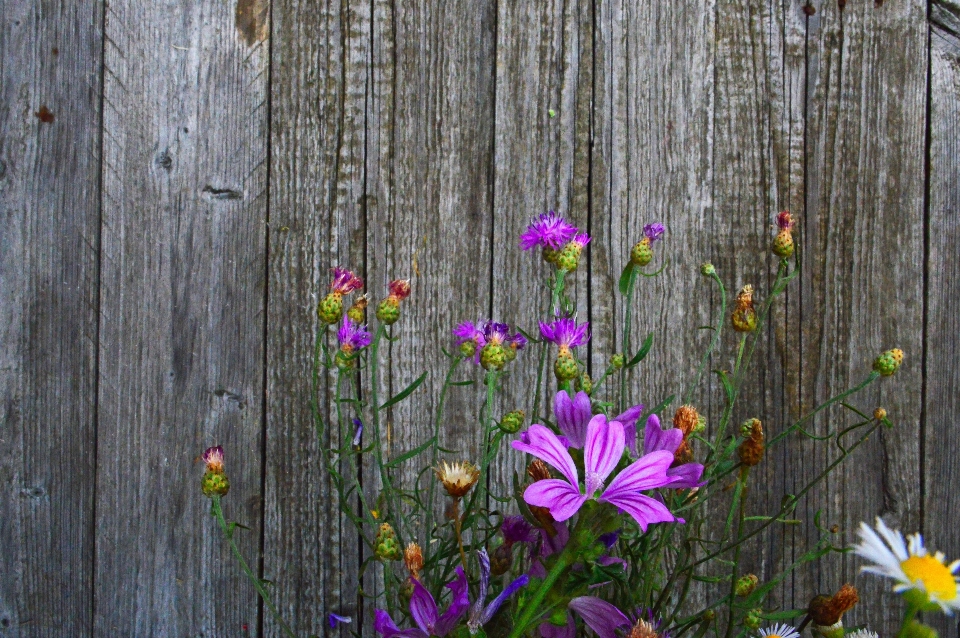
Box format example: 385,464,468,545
900,555,957,599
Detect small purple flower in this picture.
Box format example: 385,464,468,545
337,315,372,353
539,318,590,352
483,321,512,346
570,232,591,249
329,613,352,628
539,597,630,638
202,446,225,472
512,417,678,531
644,223,665,243
467,549,529,634
643,414,705,490
508,331,528,351
375,567,469,637
501,515,536,545
453,320,486,346
352,418,364,448
520,211,579,251
330,267,364,295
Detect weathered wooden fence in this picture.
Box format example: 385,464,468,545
2,0,959,636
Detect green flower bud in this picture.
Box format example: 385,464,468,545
743,609,763,631
375,523,402,561
576,372,593,395
376,298,401,325
700,262,716,277
542,246,559,265
631,238,653,267
480,343,507,371
610,353,626,370
459,340,477,358
773,229,795,258
556,242,583,272
335,349,356,371
201,470,230,498
873,349,903,377
554,353,579,382
317,293,344,325
499,410,525,434
735,574,759,597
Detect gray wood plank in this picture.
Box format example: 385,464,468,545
363,0,496,631
0,0,102,635
925,22,960,638
489,0,593,521
803,2,926,635
263,0,367,635
93,0,269,633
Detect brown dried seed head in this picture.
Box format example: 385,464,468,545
738,419,765,466
628,619,661,638
435,460,480,498
673,405,700,435
808,584,859,626
527,459,552,482
404,542,424,579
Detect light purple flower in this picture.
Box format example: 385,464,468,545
553,390,593,448
375,567,469,637
337,315,372,353
351,418,364,448
330,266,364,295
539,318,590,351
483,321,512,345
643,414,705,489
512,418,677,531
539,597,630,638
644,223,665,243
329,613,352,628
614,403,646,456
508,331,528,351
467,549,529,634
520,211,579,250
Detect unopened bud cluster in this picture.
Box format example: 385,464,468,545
375,522,402,561
873,348,903,377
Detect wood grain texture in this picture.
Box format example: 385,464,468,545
0,0,102,635
264,0,367,635
489,0,593,511
802,2,926,635
94,0,269,632
925,20,960,638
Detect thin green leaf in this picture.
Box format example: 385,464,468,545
449,380,474,386
386,436,436,468
619,263,637,295
380,371,429,410
645,394,676,418
714,369,735,405
626,332,654,368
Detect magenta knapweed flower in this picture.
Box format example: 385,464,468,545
539,318,589,352
643,414,705,489
539,596,630,638
467,549,529,633
329,266,364,295
483,321,512,345
337,315,372,353
569,232,591,249
520,211,579,250
202,446,225,472
644,223,665,243
375,567,469,637
512,417,677,530
508,331,528,351
453,320,485,346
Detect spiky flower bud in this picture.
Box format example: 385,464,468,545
732,285,757,332
576,372,593,395
491,543,513,576
435,460,480,498
874,407,887,421
772,211,796,258
735,574,759,597
554,352,580,382
347,294,368,324
631,224,666,267
376,279,411,325
318,293,344,325
610,353,626,370
480,342,507,371
809,584,859,626
738,418,765,466
499,410,525,434
700,262,716,277
375,523,402,561
459,340,477,358
743,609,763,631
873,349,904,377
403,542,424,579
542,246,560,265
201,446,230,497
556,233,591,271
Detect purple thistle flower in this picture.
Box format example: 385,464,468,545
375,567,469,637
453,320,486,346
329,613,352,628
520,211,579,251
202,446,225,472
467,548,529,633
337,315,372,353
539,597,630,638
483,321,512,346
501,515,537,545
570,232,591,248
643,414,705,490
512,417,678,531
539,318,590,351
330,267,364,295
508,331,528,351
644,223,665,243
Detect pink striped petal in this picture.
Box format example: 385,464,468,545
603,450,673,495
584,416,624,489
512,424,579,485
643,414,683,455
569,597,630,638
524,479,588,522
599,491,676,532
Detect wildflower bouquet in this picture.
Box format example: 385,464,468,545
199,211,958,638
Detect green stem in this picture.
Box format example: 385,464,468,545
684,271,727,404
532,341,548,422
509,551,574,638
425,356,463,545
620,267,638,411
725,468,750,638
368,325,401,538
211,497,298,638
769,372,881,446
896,604,920,638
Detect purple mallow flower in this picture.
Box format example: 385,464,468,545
337,315,372,353
539,318,590,351
615,403,646,456
644,223,665,243
539,596,630,638
467,549,529,634
375,567,469,638
520,211,579,251
643,414,705,490
512,417,678,531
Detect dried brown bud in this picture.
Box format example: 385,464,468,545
403,542,424,580
738,419,765,466
874,407,887,421
628,619,661,638
527,459,552,482
529,505,558,538
673,405,700,434
491,543,513,576
435,460,480,498
809,584,859,626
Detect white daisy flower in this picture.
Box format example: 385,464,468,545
844,630,879,638
854,517,960,614
758,624,800,638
